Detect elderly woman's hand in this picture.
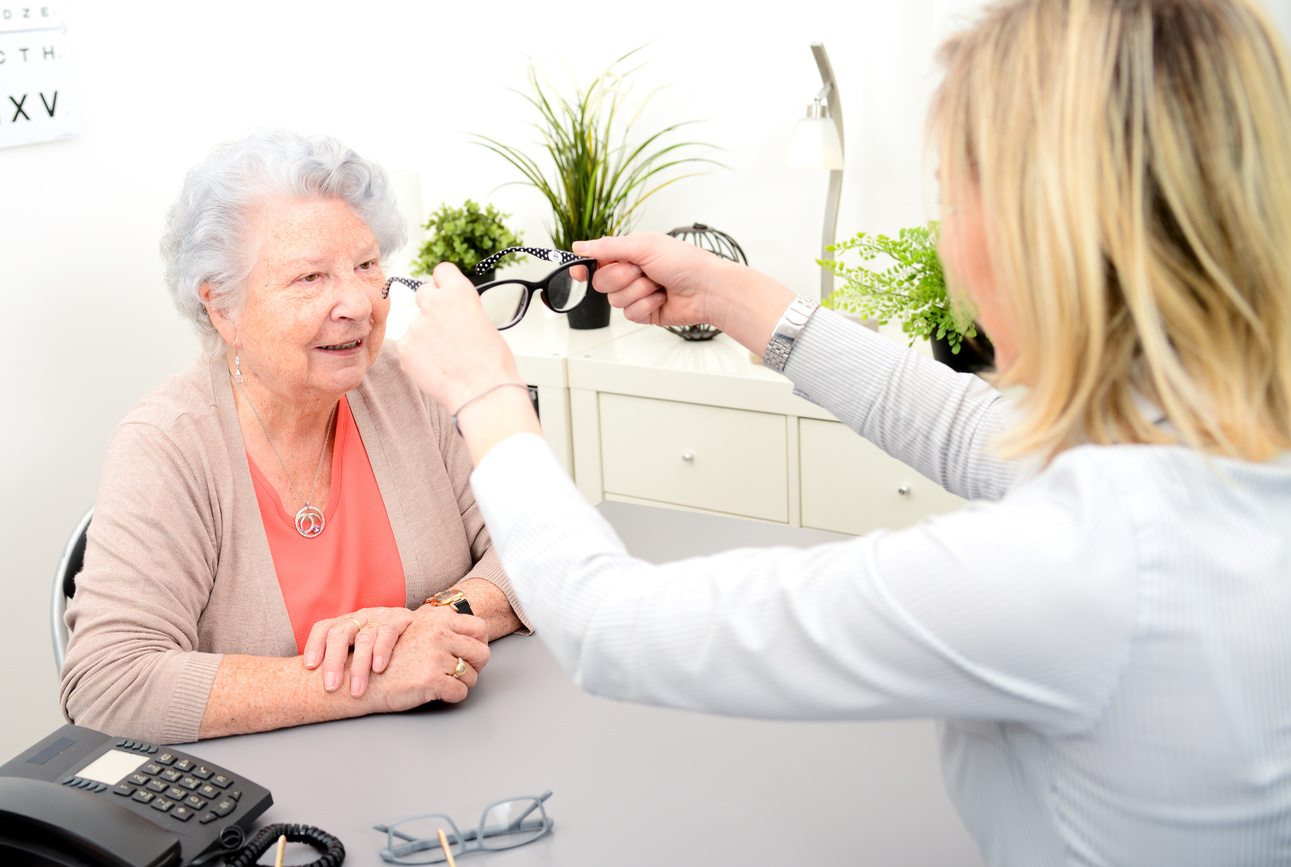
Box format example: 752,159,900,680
303,606,418,697
362,604,491,712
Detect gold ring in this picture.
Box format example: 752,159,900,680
452,657,467,679
346,618,363,630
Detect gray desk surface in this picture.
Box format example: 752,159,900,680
186,636,983,866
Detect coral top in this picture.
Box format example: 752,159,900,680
247,397,406,653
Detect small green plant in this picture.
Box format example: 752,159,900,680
820,220,978,354
410,200,523,277
473,47,719,250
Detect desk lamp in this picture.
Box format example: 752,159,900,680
785,42,844,301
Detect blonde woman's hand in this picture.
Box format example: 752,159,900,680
302,606,417,698
396,262,524,417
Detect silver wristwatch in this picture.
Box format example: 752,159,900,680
761,295,819,373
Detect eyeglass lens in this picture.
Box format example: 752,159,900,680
386,798,549,864
480,798,549,849
478,262,592,330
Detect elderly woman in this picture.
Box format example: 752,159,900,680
397,0,1291,863
60,130,528,745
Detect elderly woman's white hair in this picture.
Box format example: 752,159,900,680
161,129,407,352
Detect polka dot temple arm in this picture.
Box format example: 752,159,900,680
474,247,580,275
382,275,426,299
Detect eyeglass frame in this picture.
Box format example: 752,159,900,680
382,246,597,331
374,791,554,864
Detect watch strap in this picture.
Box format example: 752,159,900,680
762,295,819,373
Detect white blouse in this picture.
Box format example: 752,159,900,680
470,309,1291,866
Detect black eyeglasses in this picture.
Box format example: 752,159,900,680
374,791,554,864
383,247,596,331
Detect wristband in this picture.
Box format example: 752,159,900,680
761,295,819,373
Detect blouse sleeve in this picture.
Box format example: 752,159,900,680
784,309,1022,501
471,433,1139,735
60,421,224,744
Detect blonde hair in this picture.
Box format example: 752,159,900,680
930,0,1291,463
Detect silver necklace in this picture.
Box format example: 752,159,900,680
232,374,337,538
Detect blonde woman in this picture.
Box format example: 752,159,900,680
396,0,1291,862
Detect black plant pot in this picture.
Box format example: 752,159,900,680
931,327,996,374
566,286,611,329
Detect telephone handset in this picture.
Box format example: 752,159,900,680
0,725,272,867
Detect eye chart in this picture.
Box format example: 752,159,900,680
0,5,78,149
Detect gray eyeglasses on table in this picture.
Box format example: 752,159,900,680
375,791,554,864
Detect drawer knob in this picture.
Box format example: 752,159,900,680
897,485,911,496
682,453,694,463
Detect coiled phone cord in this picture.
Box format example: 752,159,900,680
220,822,346,867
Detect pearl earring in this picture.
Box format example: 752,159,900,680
234,352,243,384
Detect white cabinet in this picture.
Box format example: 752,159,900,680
799,418,965,535
599,394,790,523
566,325,968,534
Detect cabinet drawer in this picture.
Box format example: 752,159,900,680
800,418,965,535
599,394,789,522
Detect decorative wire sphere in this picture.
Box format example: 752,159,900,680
664,223,748,341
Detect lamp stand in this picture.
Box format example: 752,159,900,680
811,43,844,302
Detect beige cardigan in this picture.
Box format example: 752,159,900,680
61,348,529,744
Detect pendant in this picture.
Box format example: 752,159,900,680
295,505,325,538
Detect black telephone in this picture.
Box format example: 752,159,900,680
0,725,272,867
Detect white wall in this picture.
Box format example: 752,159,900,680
2,0,1288,764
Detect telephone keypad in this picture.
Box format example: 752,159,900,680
104,757,248,826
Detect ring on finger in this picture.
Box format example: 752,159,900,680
346,618,363,630
451,657,468,680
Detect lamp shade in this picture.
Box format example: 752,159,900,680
785,111,844,171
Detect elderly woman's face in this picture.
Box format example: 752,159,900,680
234,196,388,402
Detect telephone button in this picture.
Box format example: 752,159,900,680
198,783,221,799
143,762,164,775
192,765,214,780
227,789,242,801
184,794,208,810
113,783,135,797
171,804,196,822
179,775,202,790
155,751,178,766
128,772,151,787
160,768,184,783
173,759,195,772
146,779,168,793
211,774,233,788
132,790,155,804
199,811,220,824
211,797,236,817
166,786,187,801
151,796,175,813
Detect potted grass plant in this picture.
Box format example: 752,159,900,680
474,47,719,328
820,220,994,373
410,199,523,285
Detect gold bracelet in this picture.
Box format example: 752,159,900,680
450,382,529,435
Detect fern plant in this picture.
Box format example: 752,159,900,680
410,200,523,277
473,47,719,249
820,221,978,354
